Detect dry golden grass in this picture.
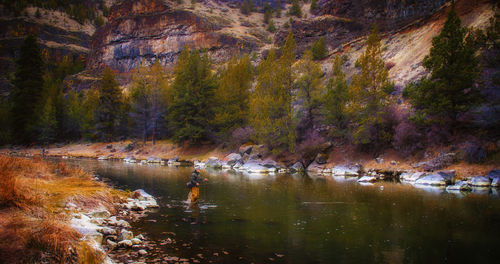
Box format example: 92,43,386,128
0,155,125,263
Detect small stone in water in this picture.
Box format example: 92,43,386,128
213,252,219,256
275,253,284,258
138,249,147,255
223,251,229,255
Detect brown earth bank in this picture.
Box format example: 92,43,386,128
2,140,499,181
0,155,161,263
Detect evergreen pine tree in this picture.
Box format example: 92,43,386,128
149,61,169,145
404,3,481,123
168,46,216,143
130,61,152,145
275,0,282,18
41,75,65,141
213,54,252,141
130,61,168,145
82,89,99,140
95,67,123,141
264,2,272,24
267,20,276,32
250,32,298,152
348,24,394,150
310,0,317,13
37,97,57,144
10,35,44,144
295,50,323,133
278,30,298,152
311,37,327,60
64,90,85,140
250,49,280,149
289,0,302,18
324,55,349,138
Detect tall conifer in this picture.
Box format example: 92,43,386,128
95,67,123,141
324,55,349,137
10,35,44,144
405,3,480,123
348,24,394,150
213,54,252,140
168,46,216,143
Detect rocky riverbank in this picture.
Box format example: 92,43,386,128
3,141,499,196
70,188,160,264
0,155,164,263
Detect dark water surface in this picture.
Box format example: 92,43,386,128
60,158,500,264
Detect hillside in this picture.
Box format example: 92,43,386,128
0,0,498,158
0,0,495,87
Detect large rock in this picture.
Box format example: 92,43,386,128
118,239,133,248
446,180,472,192
306,161,325,173
240,160,269,174
70,214,105,244
488,170,500,180
417,153,457,171
131,238,142,245
131,189,153,201
124,156,137,163
331,165,361,176
470,176,491,187
492,177,500,188
315,153,328,165
400,172,426,182
98,227,117,236
224,153,242,166
357,176,377,183
116,220,131,228
415,174,447,186
239,145,253,155
289,162,305,173
89,210,111,219
261,159,279,168
147,156,162,163
206,157,223,168
119,229,134,241
437,170,456,184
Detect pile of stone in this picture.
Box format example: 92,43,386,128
69,189,159,263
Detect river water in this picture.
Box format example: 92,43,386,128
60,158,500,263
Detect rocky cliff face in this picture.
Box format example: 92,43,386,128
276,0,452,55
88,0,257,72
0,6,97,92
312,0,449,30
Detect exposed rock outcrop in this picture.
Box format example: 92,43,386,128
312,0,449,31
89,0,256,72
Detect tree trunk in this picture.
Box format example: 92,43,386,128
143,119,147,146
152,121,156,145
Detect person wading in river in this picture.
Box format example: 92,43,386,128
187,168,208,203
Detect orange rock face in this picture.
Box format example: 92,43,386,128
89,0,255,73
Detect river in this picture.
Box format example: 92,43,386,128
59,158,500,263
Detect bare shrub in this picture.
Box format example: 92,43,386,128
230,126,254,147
393,120,422,156
296,129,327,166
462,140,487,163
